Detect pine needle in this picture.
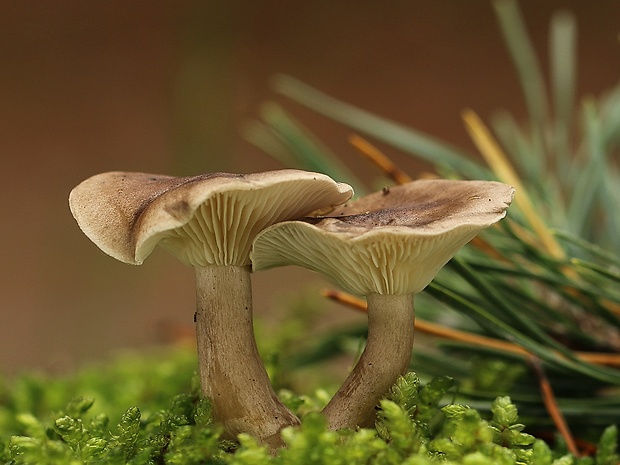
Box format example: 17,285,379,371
462,109,566,260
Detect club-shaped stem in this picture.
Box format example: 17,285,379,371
322,293,415,430
194,265,300,447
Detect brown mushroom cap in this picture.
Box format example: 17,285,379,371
69,169,353,267
251,179,514,295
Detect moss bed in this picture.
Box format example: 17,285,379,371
0,348,617,465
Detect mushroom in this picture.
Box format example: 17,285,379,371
68,169,353,446
250,179,514,430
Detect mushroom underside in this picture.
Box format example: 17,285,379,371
252,222,482,295
136,181,353,266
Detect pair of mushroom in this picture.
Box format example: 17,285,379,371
69,169,514,447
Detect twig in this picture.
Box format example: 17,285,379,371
529,356,580,457
323,289,620,367
348,134,413,185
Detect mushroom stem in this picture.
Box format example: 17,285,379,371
322,293,415,430
194,265,300,447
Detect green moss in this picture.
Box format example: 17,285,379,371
1,350,615,464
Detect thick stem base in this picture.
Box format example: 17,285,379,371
322,293,415,430
194,265,299,446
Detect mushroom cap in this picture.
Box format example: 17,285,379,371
69,170,353,266
251,179,514,295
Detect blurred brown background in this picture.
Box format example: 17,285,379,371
1,1,618,374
